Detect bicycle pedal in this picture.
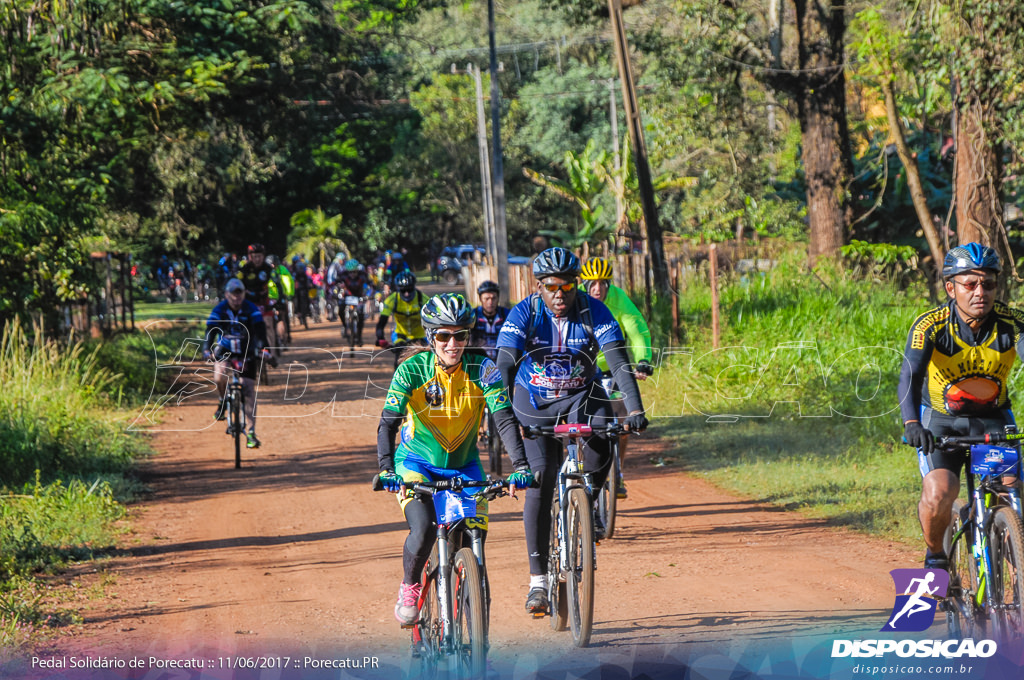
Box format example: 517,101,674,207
399,622,417,630
531,610,547,619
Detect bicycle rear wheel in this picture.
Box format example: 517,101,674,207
451,547,486,678
945,499,977,639
989,506,1024,642
566,487,595,647
597,445,619,540
229,389,242,469
414,548,441,679
548,496,568,631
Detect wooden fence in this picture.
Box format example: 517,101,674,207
462,241,780,307
62,252,135,337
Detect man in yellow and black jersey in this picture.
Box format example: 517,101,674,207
376,270,428,366
899,243,1024,570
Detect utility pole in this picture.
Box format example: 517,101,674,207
455,63,497,264
487,0,510,305
608,78,624,245
607,0,669,295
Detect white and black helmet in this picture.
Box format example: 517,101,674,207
532,247,580,279
421,293,476,331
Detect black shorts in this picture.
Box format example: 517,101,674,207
917,407,1016,477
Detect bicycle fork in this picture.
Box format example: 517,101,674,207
555,444,597,575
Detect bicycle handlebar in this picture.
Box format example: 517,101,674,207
372,474,510,500
934,432,1024,449
522,423,628,439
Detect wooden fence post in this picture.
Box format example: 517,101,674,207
709,243,720,349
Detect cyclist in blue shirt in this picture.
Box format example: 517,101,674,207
471,280,510,361
496,247,648,615
202,278,274,449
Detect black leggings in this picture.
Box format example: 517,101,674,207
514,383,615,575
401,496,488,584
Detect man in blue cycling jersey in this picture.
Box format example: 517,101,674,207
496,247,648,615
900,243,1024,569
471,280,509,361
202,278,274,449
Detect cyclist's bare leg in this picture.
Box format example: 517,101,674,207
212,362,230,401
241,375,258,431
919,469,959,555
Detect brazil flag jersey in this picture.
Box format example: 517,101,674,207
899,300,1024,421
384,350,511,470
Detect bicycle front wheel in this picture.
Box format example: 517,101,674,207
548,496,568,631
451,547,486,678
598,445,619,540
945,499,977,639
229,390,242,469
566,487,595,647
414,548,441,679
990,506,1024,642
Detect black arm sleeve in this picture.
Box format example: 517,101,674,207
492,407,528,469
899,322,931,424
376,409,404,471
601,340,644,414
376,315,389,339
496,346,522,396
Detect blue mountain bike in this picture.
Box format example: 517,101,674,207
933,433,1024,642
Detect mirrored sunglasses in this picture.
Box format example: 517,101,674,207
542,282,576,293
434,329,471,343
955,279,997,292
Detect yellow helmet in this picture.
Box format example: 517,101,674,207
580,257,613,281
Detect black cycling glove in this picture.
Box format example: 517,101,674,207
625,412,649,433
904,421,933,455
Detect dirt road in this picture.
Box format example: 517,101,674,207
20,318,926,679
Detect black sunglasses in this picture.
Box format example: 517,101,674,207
434,329,471,343
954,278,997,292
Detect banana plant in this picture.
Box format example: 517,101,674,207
522,140,613,249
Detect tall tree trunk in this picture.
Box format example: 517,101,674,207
793,0,853,264
953,94,1003,252
880,77,945,290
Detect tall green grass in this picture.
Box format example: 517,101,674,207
647,252,943,544
0,322,145,484
0,321,150,654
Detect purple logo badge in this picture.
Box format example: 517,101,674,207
882,569,949,632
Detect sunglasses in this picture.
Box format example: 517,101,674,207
954,279,997,292
542,282,576,293
434,329,471,343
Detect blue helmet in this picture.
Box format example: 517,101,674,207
532,247,580,279
942,243,1001,279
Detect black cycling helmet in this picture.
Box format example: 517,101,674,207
477,280,500,296
942,243,1001,279
248,243,266,255
532,247,580,279
394,270,416,291
421,293,476,331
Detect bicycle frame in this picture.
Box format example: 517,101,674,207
374,476,506,672
939,434,1023,629
551,425,598,576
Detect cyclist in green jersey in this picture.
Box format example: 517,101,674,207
579,257,654,498
375,293,534,624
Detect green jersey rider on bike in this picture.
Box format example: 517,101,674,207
376,293,534,624
900,243,1024,570
579,256,654,499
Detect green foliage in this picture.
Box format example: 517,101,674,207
0,322,146,486
648,255,931,541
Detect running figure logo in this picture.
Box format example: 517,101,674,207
882,569,949,632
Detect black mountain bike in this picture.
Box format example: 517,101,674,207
217,356,247,469
526,423,626,648
931,433,1024,642
373,475,510,678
